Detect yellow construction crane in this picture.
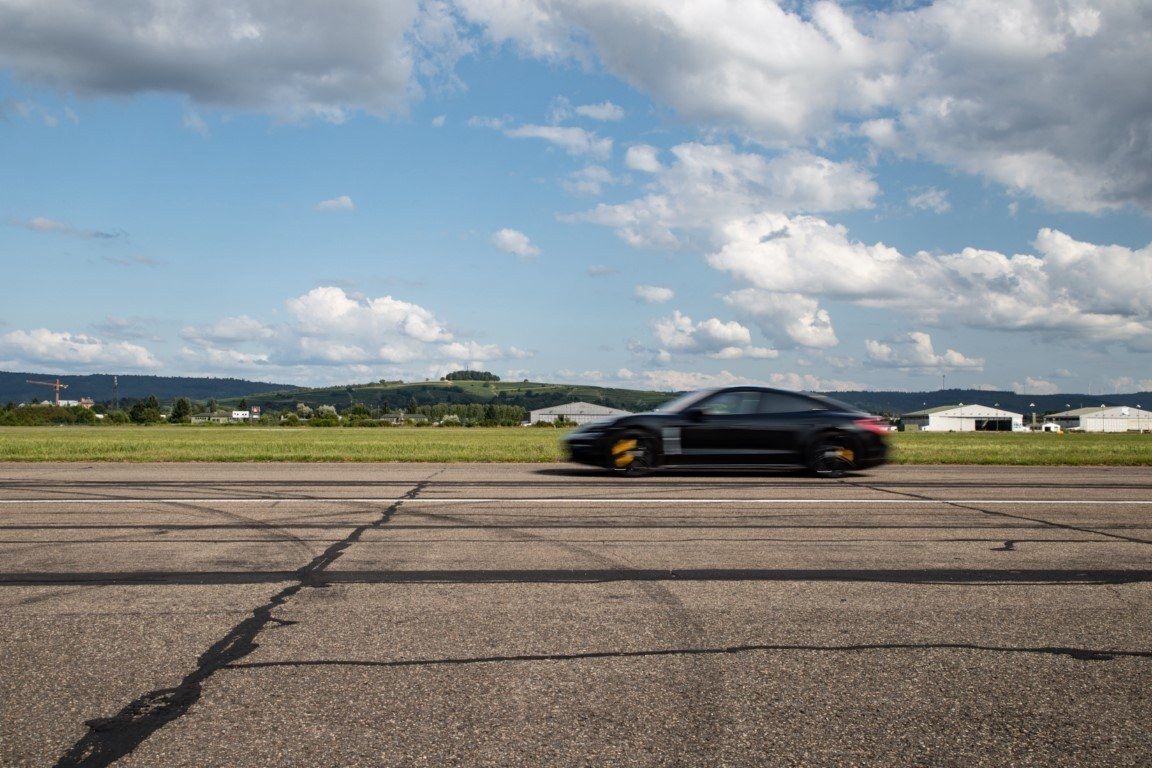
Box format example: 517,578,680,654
26,378,69,406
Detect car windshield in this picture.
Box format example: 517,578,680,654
654,388,716,413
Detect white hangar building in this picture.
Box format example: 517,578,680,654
903,404,1024,432
1048,405,1152,432
529,401,631,425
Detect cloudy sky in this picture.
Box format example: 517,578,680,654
1,0,1150,394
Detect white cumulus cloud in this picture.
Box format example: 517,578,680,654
624,144,662,173
653,310,777,360
574,100,624,121
315,195,355,212
177,286,531,375
634,285,674,304
723,289,838,349
707,215,1152,350
563,165,616,195
492,228,541,258
0,0,424,122
286,286,452,345
0,328,160,370
180,315,275,345
1012,377,1059,395
572,143,877,248
908,187,951,213
179,345,270,370
865,332,984,372
458,0,1152,213
503,124,612,159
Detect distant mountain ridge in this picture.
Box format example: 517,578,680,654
0,371,301,405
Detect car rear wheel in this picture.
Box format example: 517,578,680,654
808,433,855,478
609,431,657,477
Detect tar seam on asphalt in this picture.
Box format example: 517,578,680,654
838,478,1152,546
8,567,1152,588
50,477,433,768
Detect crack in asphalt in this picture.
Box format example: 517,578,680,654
220,640,1152,670
51,479,431,768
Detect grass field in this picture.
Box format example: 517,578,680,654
0,426,1150,465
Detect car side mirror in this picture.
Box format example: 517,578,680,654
685,407,705,421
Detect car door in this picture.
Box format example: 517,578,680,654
753,391,829,462
679,389,765,463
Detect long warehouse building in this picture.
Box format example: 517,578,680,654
1048,405,1152,432
529,401,632,425
903,404,1024,432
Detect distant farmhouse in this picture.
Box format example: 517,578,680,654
379,412,429,425
190,411,237,424
902,404,1024,432
1048,405,1152,432
530,401,631,425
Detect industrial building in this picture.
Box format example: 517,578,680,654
529,401,631,425
1048,405,1152,432
902,404,1025,432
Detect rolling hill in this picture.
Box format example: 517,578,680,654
5,369,1147,418
216,379,676,413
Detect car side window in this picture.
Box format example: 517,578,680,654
698,390,761,415
757,393,825,414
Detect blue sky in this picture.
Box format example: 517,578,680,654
1,0,1150,395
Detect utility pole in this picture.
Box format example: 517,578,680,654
113,376,119,411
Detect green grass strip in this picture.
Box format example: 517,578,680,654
0,426,1149,465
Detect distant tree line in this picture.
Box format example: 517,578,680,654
443,370,500,381
0,403,99,426
413,403,525,426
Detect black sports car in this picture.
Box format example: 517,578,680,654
563,385,888,477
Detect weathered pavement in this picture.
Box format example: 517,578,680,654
1,463,1150,767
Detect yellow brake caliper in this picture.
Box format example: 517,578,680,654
611,438,638,467
832,447,854,463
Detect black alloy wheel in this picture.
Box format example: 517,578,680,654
809,433,856,478
609,431,657,477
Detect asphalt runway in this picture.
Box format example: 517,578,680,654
1,463,1150,767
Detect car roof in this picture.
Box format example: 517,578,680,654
700,386,863,412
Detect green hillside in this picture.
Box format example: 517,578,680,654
0,370,301,405
217,379,677,413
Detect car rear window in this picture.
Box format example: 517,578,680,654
804,394,863,413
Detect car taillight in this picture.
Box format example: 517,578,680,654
854,417,890,435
